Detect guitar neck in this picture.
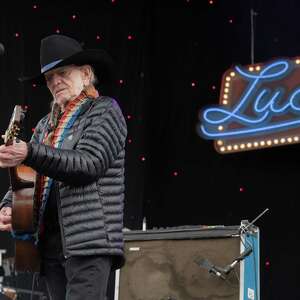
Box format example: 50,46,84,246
6,137,20,191
4,105,33,191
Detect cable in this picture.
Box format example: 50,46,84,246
250,9,258,64
30,272,38,300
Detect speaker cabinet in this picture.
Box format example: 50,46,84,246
115,226,248,300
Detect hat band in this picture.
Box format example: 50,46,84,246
41,59,63,74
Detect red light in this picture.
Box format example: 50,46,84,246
239,187,244,192
96,35,101,40
127,115,132,120
72,15,77,20
229,18,233,24
212,85,216,90
56,29,60,34
128,138,132,144
173,171,178,176
209,0,214,4
265,261,270,267
191,81,196,87
141,156,146,161
32,128,35,132
119,79,124,84
128,35,133,40
32,83,37,88
33,4,38,9
15,33,19,38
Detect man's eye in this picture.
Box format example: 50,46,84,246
45,75,53,82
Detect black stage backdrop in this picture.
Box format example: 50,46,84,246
0,1,299,299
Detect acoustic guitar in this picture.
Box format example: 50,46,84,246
3,105,40,272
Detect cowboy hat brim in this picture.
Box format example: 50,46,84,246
19,49,117,86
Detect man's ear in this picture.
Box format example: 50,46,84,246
80,65,92,85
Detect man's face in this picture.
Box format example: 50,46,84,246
45,65,86,108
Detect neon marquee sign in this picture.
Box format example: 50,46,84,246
198,58,300,153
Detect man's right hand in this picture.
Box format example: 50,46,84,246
0,207,12,231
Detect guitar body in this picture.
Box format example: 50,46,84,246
4,106,41,273
11,164,40,272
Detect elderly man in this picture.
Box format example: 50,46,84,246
0,34,127,300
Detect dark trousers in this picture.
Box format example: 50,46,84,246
42,255,112,300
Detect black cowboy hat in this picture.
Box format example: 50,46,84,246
20,34,116,85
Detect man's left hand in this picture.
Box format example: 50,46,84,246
0,140,28,168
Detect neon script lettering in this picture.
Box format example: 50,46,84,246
199,60,300,139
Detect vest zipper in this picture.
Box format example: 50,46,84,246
55,181,68,258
